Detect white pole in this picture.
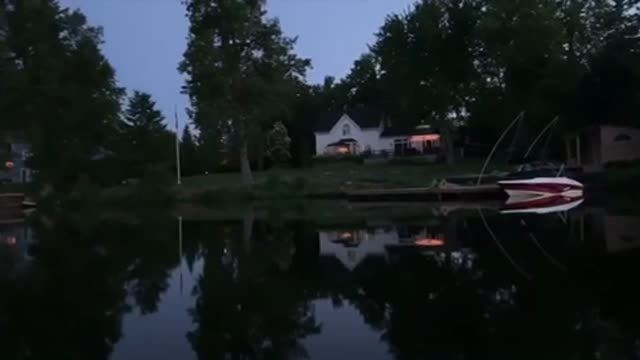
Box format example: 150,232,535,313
178,215,183,295
174,106,182,185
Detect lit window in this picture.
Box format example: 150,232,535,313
614,133,632,142
342,124,351,136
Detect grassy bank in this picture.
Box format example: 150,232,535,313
58,160,640,207
176,160,490,202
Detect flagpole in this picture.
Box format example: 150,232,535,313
178,215,183,295
174,106,182,186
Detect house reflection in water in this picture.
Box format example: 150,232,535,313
318,216,474,272
579,208,640,255
0,220,35,275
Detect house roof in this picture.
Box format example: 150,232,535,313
315,108,383,132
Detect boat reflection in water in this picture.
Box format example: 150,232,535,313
0,203,639,360
500,194,584,215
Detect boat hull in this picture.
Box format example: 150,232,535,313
498,177,584,198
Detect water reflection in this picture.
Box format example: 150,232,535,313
0,204,638,359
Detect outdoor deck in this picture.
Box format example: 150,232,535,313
346,184,505,202
0,193,25,208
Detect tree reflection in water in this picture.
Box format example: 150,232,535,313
0,207,638,359
186,214,321,360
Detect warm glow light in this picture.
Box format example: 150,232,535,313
415,238,445,247
410,134,441,142
5,161,14,169
5,236,16,246
340,232,353,239
336,147,349,154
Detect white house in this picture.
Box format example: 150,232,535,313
314,109,441,156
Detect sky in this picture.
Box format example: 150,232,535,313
59,0,415,129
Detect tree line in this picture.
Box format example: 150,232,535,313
181,0,640,176
0,0,190,190
318,0,640,163
2,0,640,190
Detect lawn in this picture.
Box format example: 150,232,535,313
178,159,497,201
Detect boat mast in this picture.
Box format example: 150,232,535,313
476,111,525,186
523,116,559,159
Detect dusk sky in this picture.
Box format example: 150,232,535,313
59,0,415,129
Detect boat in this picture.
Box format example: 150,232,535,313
498,177,584,199
500,194,584,214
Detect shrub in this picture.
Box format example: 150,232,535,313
291,176,308,194
313,154,364,165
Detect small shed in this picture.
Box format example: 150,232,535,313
565,125,640,171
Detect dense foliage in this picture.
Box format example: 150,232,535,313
179,0,310,185
2,0,639,190
0,0,124,189
320,0,640,162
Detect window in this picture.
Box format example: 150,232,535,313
342,124,351,136
614,133,632,142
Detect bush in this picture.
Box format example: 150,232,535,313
291,176,308,194
313,154,364,165
604,159,640,169
387,155,441,166
67,174,101,204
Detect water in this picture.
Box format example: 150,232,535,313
1,202,640,359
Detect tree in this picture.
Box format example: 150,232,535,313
117,91,173,178
0,1,21,131
180,0,310,186
329,0,640,163
181,125,201,176
2,0,123,189
369,0,481,163
123,91,166,134
266,121,291,166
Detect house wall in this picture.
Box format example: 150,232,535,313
314,114,387,155
318,228,399,271
599,125,640,165
565,127,602,171
2,141,32,183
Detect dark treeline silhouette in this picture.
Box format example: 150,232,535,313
2,0,639,186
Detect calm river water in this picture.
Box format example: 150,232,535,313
0,202,639,359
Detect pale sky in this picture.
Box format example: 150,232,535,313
59,0,415,129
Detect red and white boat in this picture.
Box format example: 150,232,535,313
498,177,584,199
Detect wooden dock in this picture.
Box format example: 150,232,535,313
347,184,505,202
0,193,25,208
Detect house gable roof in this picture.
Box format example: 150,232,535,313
315,108,383,132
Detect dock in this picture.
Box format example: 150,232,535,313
0,193,25,208
347,184,505,202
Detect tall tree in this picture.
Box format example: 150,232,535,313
117,91,173,178
123,91,166,133
0,1,20,130
180,0,310,185
181,125,200,177
371,0,482,163
3,0,123,189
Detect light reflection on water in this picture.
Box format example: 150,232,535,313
0,203,639,359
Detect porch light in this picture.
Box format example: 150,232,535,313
415,238,445,247
5,161,14,169
410,134,440,142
